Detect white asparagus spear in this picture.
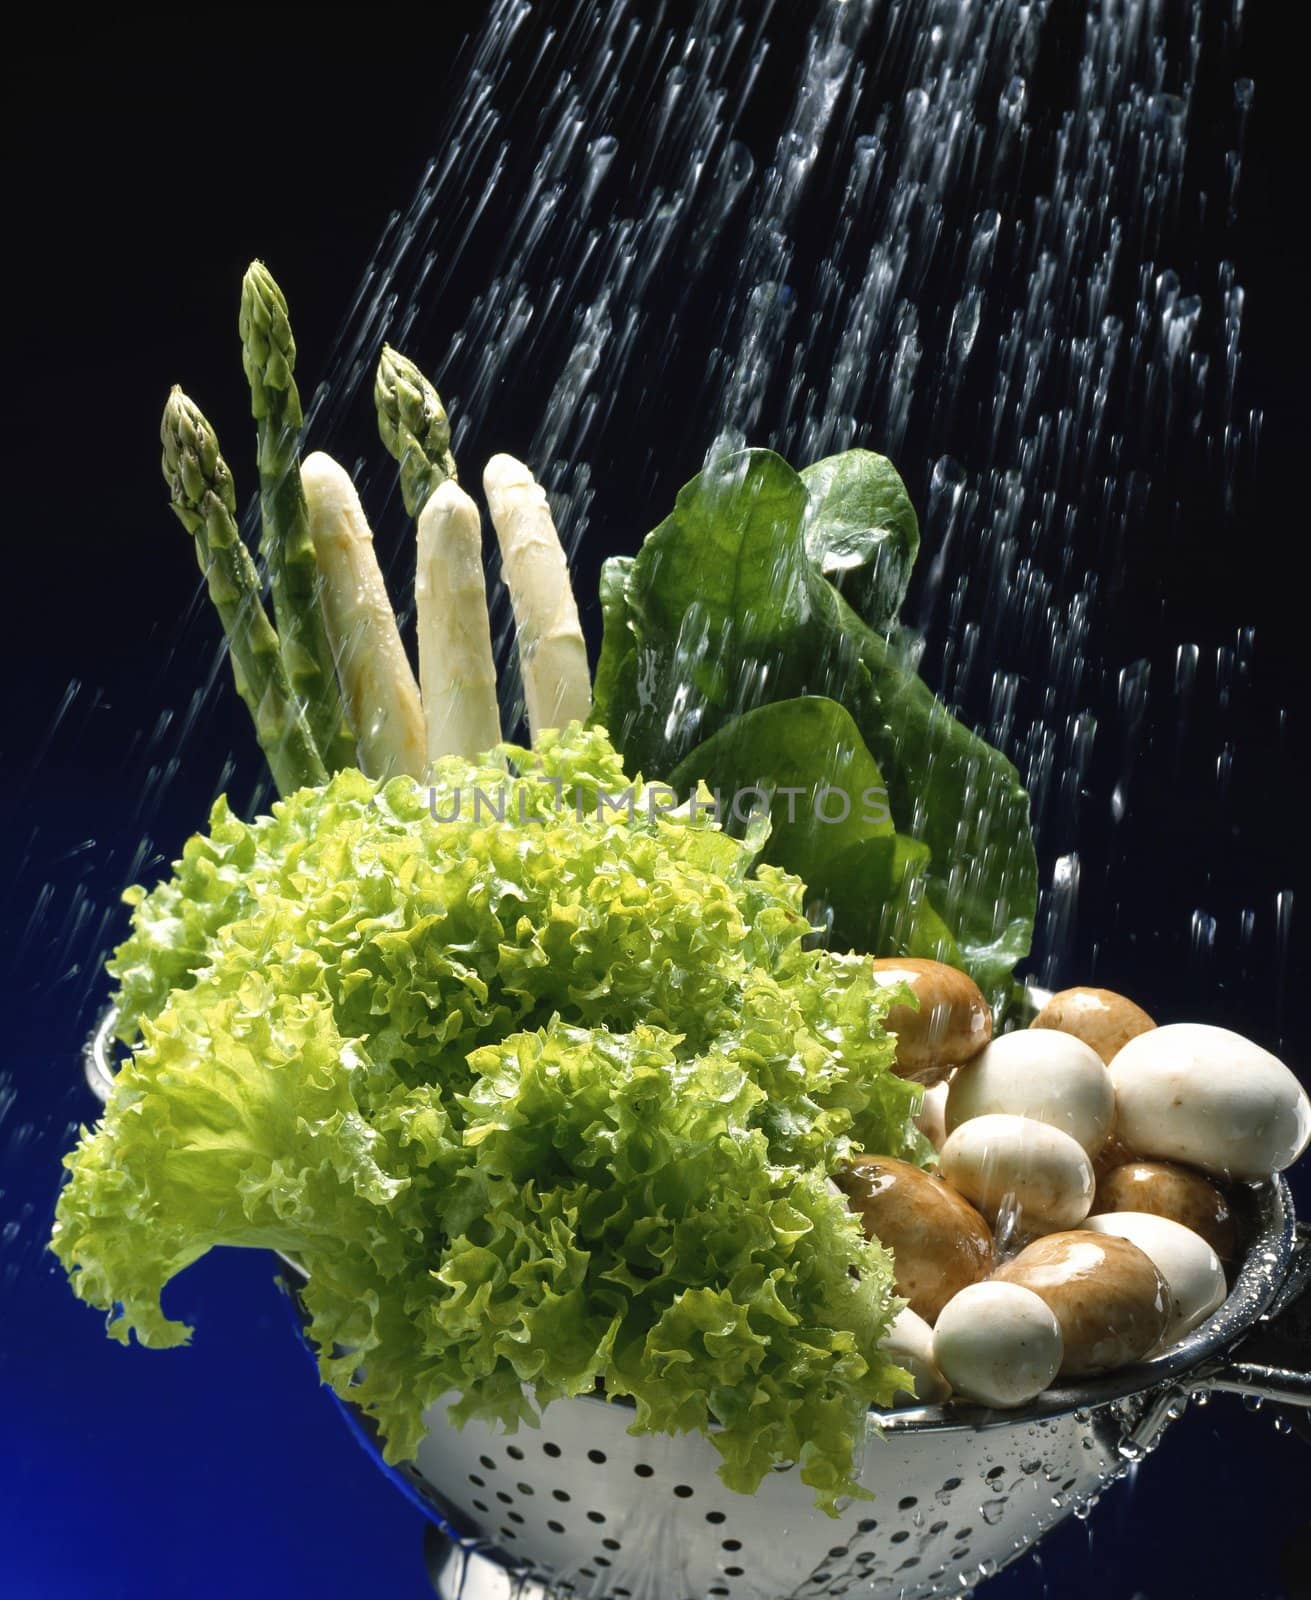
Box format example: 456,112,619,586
416,480,502,763
483,453,591,741
301,451,426,780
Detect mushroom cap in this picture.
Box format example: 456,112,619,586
914,1077,951,1152
931,1280,1063,1408
938,1112,1095,1233
1092,1158,1236,1260
1031,985,1156,1064
1084,1210,1227,1344
946,1028,1115,1157
836,1154,993,1323
881,1306,952,1405
994,1229,1173,1376
871,957,992,1084
1110,1023,1311,1180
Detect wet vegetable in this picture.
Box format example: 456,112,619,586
592,446,1037,1010
1092,1159,1236,1260
374,342,458,516
160,389,328,796
1085,1212,1226,1343
994,1230,1172,1377
914,1078,951,1151
485,453,592,740
881,1307,951,1404
240,262,356,773
932,1281,1063,1408
302,452,427,780
1110,1024,1311,1180
946,1029,1114,1157
55,726,925,1512
938,1113,1095,1233
1030,985,1155,1065
870,956,991,1083
838,1154,993,1323
800,447,919,632
416,480,502,761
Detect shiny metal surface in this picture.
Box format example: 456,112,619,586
410,1189,1308,1600
418,1375,1132,1600
83,1003,119,1103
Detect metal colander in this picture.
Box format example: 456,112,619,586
84,1010,1311,1600
366,1182,1309,1600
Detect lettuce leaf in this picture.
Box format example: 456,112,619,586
54,725,920,1511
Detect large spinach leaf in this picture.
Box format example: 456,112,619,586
664,694,959,966
593,447,1036,1007
801,449,919,632
667,695,899,948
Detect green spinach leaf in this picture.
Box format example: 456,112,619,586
801,449,920,632
592,447,1036,1008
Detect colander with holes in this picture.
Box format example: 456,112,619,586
84,1009,1311,1600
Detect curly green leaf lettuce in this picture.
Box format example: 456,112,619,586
55,726,921,1510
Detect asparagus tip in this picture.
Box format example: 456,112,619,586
374,344,457,515
240,259,296,411
161,388,237,523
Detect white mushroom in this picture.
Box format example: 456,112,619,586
938,1113,1095,1233
946,1028,1115,1157
1084,1211,1227,1344
931,1281,1063,1408
914,1077,951,1152
1110,1023,1311,1181
881,1307,952,1405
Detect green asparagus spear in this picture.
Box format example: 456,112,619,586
374,344,458,517
239,261,356,772
161,388,328,796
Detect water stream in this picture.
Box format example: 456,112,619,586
10,0,1281,1026
304,0,1264,972
3,4,1295,1595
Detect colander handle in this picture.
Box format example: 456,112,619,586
1201,1221,1311,1410
1123,1226,1311,1458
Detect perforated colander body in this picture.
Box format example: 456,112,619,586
394,1177,1297,1600
413,1386,1129,1599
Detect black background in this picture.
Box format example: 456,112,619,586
2,5,1308,1598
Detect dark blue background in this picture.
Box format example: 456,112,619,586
3,7,1307,1598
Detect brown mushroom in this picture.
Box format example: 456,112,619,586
1092,1160,1236,1260
1030,985,1155,1065
837,1154,994,1323
871,957,992,1084
1092,1130,1137,1182
993,1229,1172,1376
